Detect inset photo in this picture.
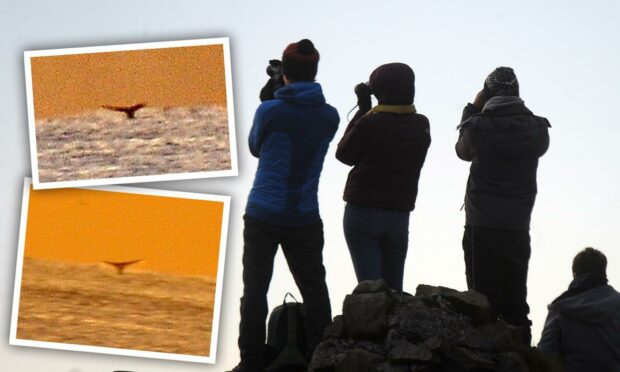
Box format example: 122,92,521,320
10,178,230,364
25,37,237,189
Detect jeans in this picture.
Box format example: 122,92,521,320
238,215,332,368
462,225,532,344
343,203,411,291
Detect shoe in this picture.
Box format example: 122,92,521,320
226,362,264,372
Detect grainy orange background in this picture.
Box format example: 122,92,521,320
24,187,224,277
30,44,227,119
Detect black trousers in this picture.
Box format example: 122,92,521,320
462,225,532,343
238,215,332,367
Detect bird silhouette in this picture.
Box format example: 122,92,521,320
101,103,146,119
103,259,143,275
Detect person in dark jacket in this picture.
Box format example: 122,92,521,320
456,66,550,344
336,63,431,291
231,39,340,372
538,247,620,372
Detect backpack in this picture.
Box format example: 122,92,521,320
265,293,309,372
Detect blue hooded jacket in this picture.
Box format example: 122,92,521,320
246,82,340,227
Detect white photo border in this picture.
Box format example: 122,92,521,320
25,37,238,190
9,178,231,364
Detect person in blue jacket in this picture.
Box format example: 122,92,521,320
538,247,620,372
231,39,340,372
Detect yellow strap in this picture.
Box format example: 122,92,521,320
368,104,416,114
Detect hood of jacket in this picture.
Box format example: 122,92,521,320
274,81,326,106
369,63,415,105
481,96,531,115
464,96,549,159
550,284,620,326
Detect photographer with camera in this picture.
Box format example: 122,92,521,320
231,39,339,372
456,66,551,345
335,63,431,292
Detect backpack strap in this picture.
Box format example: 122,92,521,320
283,292,299,305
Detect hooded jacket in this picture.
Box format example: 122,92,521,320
456,96,550,229
246,82,339,227
538,275,620,372
336,63,431,211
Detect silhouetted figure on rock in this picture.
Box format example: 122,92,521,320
336,63,431,292
455,67,551,345
230,39,339,372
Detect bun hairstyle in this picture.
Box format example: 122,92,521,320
282,39,320,82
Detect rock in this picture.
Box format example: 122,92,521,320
343,292,393,340
458,320,513,352
353,279,391,294
324,315,346,339
377,362,412,372
313,281,558,372
416,285,497,326
310,339,352,371
389,296,470,342
388,339,433,363
494,351,530,372
352,340,386,359
335,348,383,372
447,347,496,371
379,363,431,372
415,284,460,298
422,334,450,354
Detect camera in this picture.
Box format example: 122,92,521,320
266,59,284,91
354,81,372,96
259,59,285,102
266,59,283,80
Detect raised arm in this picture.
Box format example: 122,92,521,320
336,83,372,166
248,105,270,157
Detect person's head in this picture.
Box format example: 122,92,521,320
281,39,320,83
572,247,607,278
369,62,415,105
483,66,519,98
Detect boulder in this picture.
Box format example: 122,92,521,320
310,281,562,372
343,292,393,340
416,284,497,326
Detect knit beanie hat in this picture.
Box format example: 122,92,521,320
282,39,320,82
484,67,519,97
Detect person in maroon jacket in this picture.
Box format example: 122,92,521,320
336,63,431,291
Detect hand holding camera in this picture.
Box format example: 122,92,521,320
259,59,285,102
266,59,284,82
473,89,490,109
354,82,372,111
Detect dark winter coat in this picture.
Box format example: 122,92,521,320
456,96,550,230
538,275,620,372
336,64,431,212
246,82,339,227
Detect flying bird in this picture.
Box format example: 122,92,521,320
101,103,146,119
103,259,143,275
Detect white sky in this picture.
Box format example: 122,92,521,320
1,1,619,371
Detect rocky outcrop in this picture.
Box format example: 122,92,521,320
310,280,562,372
